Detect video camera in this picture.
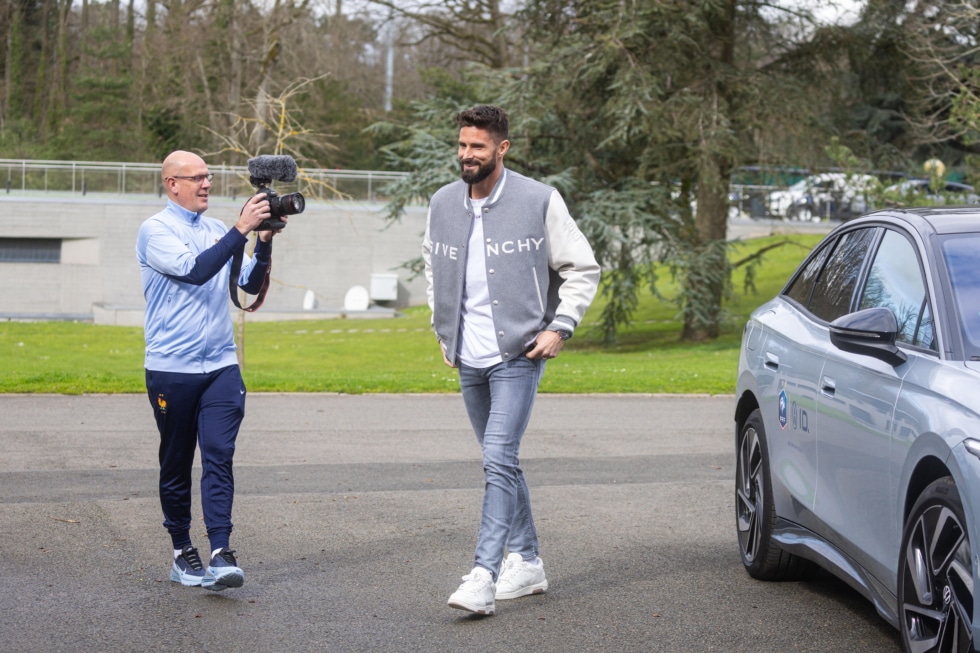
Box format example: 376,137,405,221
247,155,306,230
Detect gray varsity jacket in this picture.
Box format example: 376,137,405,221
423,167,600,366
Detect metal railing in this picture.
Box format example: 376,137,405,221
0,159,410,203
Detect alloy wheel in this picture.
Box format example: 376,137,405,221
900,481,974,653
736,424,763,564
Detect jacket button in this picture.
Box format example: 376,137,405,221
488,269,495,274
492,300,498,305
498,331,504,337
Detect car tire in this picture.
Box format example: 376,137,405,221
796,206,815,222
898,476,974,653
735,409,815,580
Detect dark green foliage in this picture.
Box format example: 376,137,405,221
371,1,837,342
50,75,135,160
296,77,387,170
0,1,397,165
145,109,187,162
1,0,979,346
494,0,830,341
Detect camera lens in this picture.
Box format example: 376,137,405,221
257,187,305,224
281,191,305,215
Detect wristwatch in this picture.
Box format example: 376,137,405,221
554,329,572,341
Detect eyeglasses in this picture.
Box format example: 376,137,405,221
169,173,214,184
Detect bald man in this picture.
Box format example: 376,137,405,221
136,151,283,591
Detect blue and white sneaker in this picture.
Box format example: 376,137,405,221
202,548,244,592
170,546,207,586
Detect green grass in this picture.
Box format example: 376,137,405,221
0,234,823,395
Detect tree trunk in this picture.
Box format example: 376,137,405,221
3,3,21,124
488,0,507,68
44,0,72,137
252,38,281,151
681,157,730,342
681,0,736,342
34,0,53,135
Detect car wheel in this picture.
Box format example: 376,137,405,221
899,477,974,653
735,409,815,580
796,206,815,222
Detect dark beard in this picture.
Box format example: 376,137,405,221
460,158,496,185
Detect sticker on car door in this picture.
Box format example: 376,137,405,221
779,390,788,429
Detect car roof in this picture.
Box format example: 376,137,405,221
848,207,980,236
889,178,974,191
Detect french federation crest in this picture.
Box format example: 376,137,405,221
778,390,788,429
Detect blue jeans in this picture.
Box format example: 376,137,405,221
458,355,545,580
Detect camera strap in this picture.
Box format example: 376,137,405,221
228,245,271,312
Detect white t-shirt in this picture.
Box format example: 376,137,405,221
458,197,503,368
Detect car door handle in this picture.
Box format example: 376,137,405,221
821,376,836,397
765,352,779,371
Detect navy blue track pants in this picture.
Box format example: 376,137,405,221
145,364,245,551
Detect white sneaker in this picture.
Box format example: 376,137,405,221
495,552,548,600
448,567,496,615
497,551,519,581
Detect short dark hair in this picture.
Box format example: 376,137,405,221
456,105,509,143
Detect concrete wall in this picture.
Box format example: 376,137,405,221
0,194,429,324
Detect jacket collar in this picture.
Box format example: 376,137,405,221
166,199,202,224
462,167,508,211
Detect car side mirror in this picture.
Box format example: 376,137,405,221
829,307,908,366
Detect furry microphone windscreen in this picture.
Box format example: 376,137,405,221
247,155,298,183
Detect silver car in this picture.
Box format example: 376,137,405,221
766,172,877,221
735,207,980,652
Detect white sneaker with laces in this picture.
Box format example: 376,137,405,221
448,567,496,615
495,552,548,600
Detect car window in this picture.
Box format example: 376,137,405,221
783,239,833,309
805,228,879,322
941,234,980,359
858,229,935,350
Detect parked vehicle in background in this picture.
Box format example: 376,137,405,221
735,206,980,652
884,178,978,206
766,172,877,222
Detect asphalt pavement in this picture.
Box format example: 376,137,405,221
0,393,900,652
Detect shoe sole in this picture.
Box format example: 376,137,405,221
170,569,205,587
203,568,244,592
447,598,495,615
496,580,548,600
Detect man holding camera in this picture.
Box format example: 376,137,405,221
424,106,600,615
136,150,284,591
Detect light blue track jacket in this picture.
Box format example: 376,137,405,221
136,200,271,373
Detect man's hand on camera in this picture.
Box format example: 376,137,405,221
235,193,273,237
257,215,286,242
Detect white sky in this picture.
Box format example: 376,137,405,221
812,0,868,24
275,0,871,25
341,1,869,23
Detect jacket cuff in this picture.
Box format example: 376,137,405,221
547,317,577,337
253,237,273,263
